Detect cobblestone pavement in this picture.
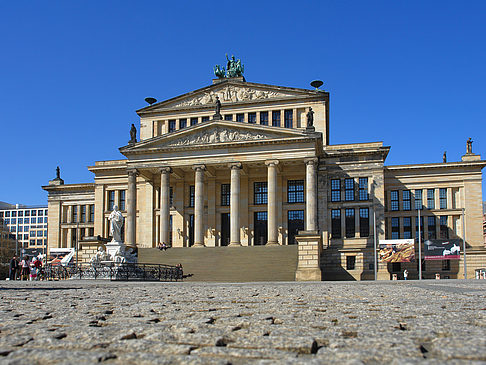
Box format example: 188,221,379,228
1,280,485,364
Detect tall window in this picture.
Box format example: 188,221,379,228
168,120,176,133
119,190,126,211
72,206,78,223
254,182,268,205
179,118,187,129
201,116,210,122
442,259,451,271
358,177,368,201
390,190,399,211
415,216,424,241
428,216,436,239
331,179,341,202
331,209,341,239
345,178,355,201
359,208,369,237
287,180,304,203
403,217,412,239
189,186,195,207
345,208,355,238
415,189,423,210
440,216,449,239
248,112,256,124
221,184,230,206
391,217,399,239
89,204,94,222
169,187,174,206
224,114,233,121
236,113,244,122
272,111,281,127
402,190,411,211
80,205,86,223
440,188,447,209
284,109,293,128
427,189,435,209
260,111,268,125
190,117,198,126
108,191,115,211
346,256,356,270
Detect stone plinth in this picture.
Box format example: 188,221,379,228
79,236,109,263
295,230,322,281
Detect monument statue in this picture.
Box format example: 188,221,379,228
108,205,124,242
466,138,473,154
443,151,447,163
56,166,61,179
214,54,244,78
213,96,222,120
129,124,137,144
306,107,314,127
214,65,226,78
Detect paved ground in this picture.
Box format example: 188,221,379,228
0,280,485,364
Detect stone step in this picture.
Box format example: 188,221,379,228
138,245,298,282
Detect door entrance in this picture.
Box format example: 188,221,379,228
288,210,304,245
188,214,194,247
221,213,230,246
253,211,268,245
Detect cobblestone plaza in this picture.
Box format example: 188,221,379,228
1,280,485,364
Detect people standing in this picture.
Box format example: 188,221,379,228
20,256,30,281
403,269,408,280
9,256,19,280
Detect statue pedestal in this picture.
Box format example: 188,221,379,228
105,241,138,263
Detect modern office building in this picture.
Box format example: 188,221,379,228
42,64,486,280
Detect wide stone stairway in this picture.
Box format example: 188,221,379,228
138,245,298,282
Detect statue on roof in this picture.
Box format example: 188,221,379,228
56,166,61,179
466,137,473,154
129,124,137,144
214,54,244,79
443,151,447,163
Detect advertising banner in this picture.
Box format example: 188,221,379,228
378,239,415,263
424,239,461,260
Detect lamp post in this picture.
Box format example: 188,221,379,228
462,208,467,279
373,209,377,281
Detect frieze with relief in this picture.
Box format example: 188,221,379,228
169,85,295,108
166,127,277,147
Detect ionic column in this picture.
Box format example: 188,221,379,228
229,162,242,246
193,165,206,247
305,158,318,231
126,169,138,248
265,160,279,245
160,167,172,245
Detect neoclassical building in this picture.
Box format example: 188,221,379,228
43,71,486,280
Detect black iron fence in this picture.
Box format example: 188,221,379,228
40,262,183,282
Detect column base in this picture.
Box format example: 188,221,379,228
266,241,279,246
192,243,206,247
295,268,321,281
229,242,242,246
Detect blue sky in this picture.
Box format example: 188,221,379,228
1,1,485,205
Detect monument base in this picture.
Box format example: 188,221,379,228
295,230,322,281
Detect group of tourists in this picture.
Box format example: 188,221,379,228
8,256,43,281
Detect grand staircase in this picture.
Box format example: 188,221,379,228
138,245,298,282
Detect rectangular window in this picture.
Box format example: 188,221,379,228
260,111,268,125
442,259,450,271
202,116,210,122
168,120,176,133
11,218,16,224
169,187,174,206
346,256,356,270
0,212,3,218
287,180,304,203
248,112,256,124
272,110,281,127
403,190,411,211
108,191,115,211
38,210,43,216
415,216,424,241
236,113,244,122
119,190,126,211
391,217,400,239
403,217,412,239
80,205,86,223
224,114,233,121
440,188,447,209
331,179,341,202
440,216,449,239
31,217,36,224
414,189,423,210
89,204,94,222
345,178,355,201
359,208,369,237
427,189,435,209
284,109,293,128
179,118,187,129
190,117,198,126
428,216,436,239
89,227,94,236
31,210,36,216
331,209,341,239
18,211,23,217
390,190,399,211
72,206,77,223
345,208,355,238
25,211,30,217
358,177,368,201
254,182,268,205
189,186,195,207
221,184,230,206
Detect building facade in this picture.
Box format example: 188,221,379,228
42,73,486,280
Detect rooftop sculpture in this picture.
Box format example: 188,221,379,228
214,54,244,79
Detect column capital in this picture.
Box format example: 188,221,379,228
127,168,139,177
159,167,172,174
229,162,242,170
192,164,206,172
304,157,319,166
265,160,279,167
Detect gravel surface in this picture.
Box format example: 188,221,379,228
0,280,485,364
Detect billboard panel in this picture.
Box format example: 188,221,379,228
378,239,415,263
424,239,461,260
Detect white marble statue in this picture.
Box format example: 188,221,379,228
108,205,124,242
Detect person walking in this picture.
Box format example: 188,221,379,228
9,256,19,280
403,269,408,280
20,256,30,281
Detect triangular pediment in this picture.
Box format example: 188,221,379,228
120,120,317,154
137,80,322,115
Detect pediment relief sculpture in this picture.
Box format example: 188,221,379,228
166,127,274,147
168,85,296,108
